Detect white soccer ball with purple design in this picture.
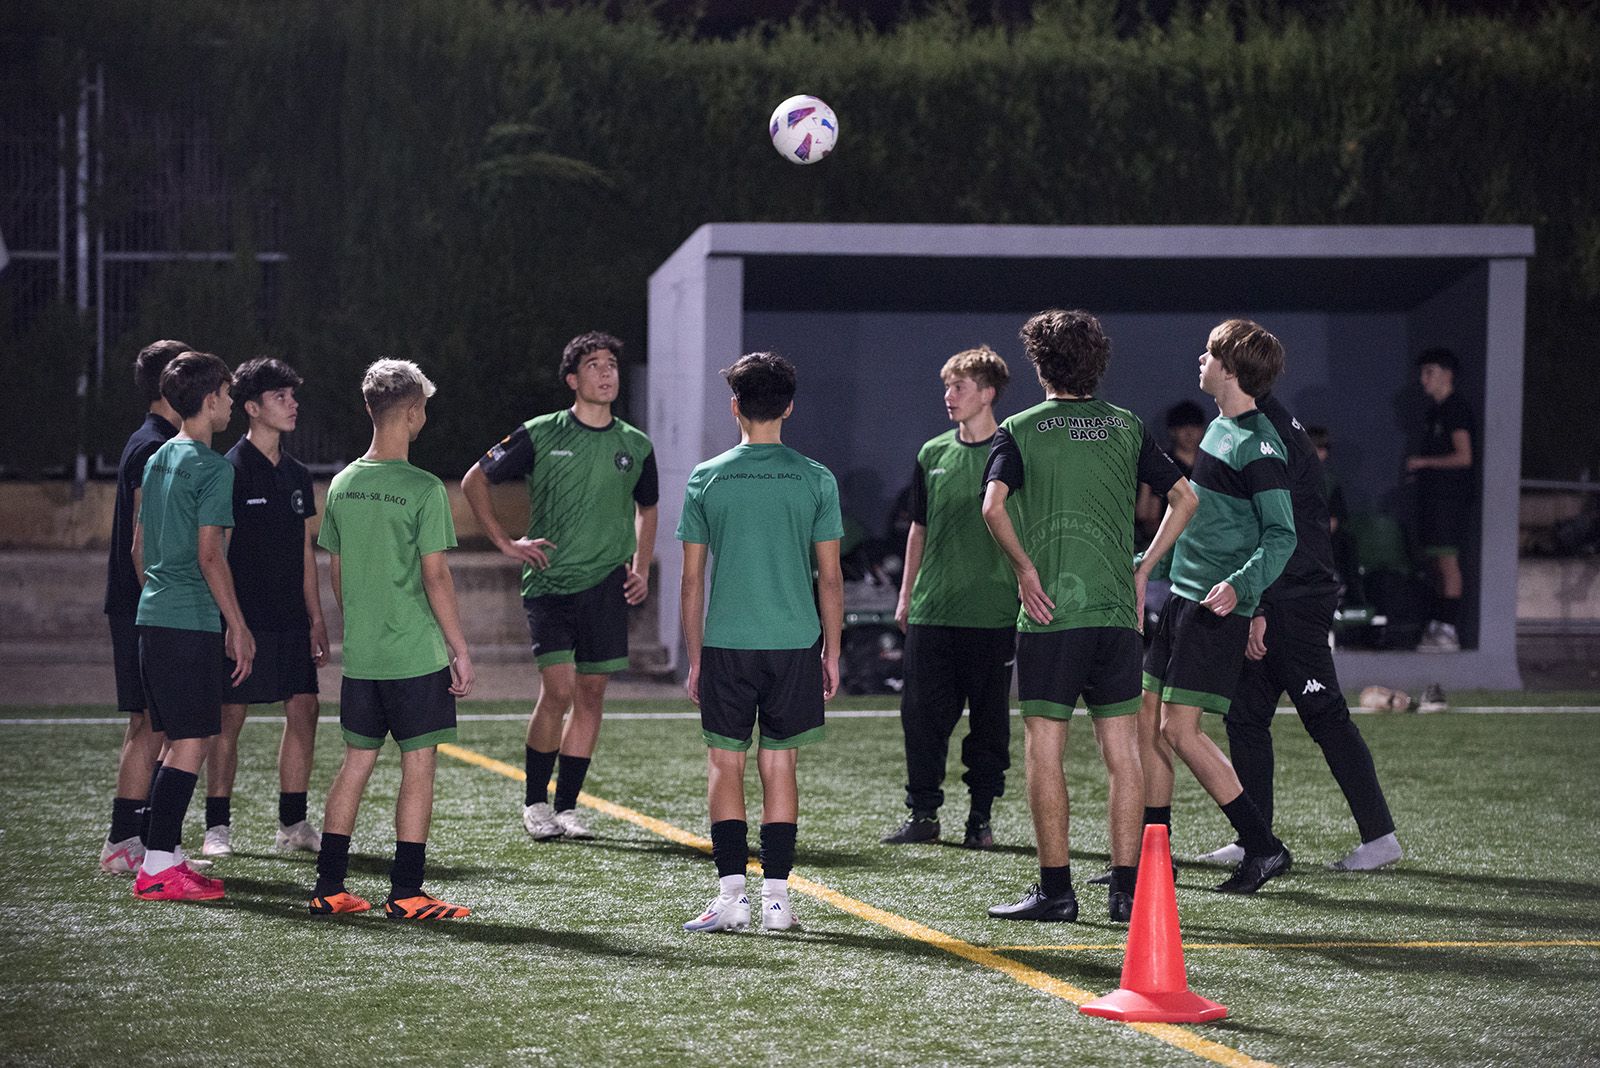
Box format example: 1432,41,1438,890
769,94,838,165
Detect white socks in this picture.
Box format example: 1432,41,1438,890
762,878,789,901
1329,832,1403,871
719,874,747,899
141,848,178,875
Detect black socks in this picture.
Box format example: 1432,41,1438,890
205,796,231,829
110,797,143,843
760,822,797,882
553,754,591,812
710,820,749,879
1220,792,1280,856
524,747,557,806
1040,864,1072,898
140,760,164,845
390,840,427,898
315,832,352,897
1110,865,1138,897
146,767,198,854
279,791,308,827
1144,805,1172,828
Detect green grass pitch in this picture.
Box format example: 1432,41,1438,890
3,701,1598,1066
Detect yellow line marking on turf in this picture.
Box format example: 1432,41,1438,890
991,939,1600,952
436,742,1274,1068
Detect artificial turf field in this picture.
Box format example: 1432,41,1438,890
3,698,1598,1067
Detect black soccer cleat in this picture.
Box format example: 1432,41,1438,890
1108,890,1133,923
961,819,995,851
880,814,940,845
988,883,1079,922
1215,844,1292,894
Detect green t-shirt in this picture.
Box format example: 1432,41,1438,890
906,429,1017,629
477,410,658,598
984,398,1181,634
317,459,458,680
676,443,844,651
1168,410,1297,616
136,438,236,632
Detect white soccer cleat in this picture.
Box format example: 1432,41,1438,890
554,808,593,840
761,892,801,932
275,820,323,853
1417,683,1448,714
100,835,146,876
202,824,233,858
522,802,563,840
683,893,750,933
1195,841,1246,865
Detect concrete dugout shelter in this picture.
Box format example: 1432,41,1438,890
647,224,1534,690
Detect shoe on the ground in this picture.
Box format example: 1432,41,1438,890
880,814,940,845
1215,844,1293,894
385,892,470,920
1108,889,1133,923
961,819,995,851
683,893,751,933
173,846,213,871
132,862,225,901
201,824,233,858
761,891,801,932
1328,831,1404,871
100,835,145,876
555,808,593,839
1417,683,1448,714
988,883,1079,922
309,890,372,915
1196,840,1246,865
276,820,323,853
522,802,563,841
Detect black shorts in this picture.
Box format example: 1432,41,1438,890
1418,491,1469,556
1017,627,1142,720
110,614,146,713
224,627,319,706
1142,594,1251,714
138,626,224,740
339,668,457,752
524,566,629,675
699,642,825,751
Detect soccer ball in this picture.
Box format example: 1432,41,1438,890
769,94,838,165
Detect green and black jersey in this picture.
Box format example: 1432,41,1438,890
478,410,659,598
984,398,1182,634
906,429,1016,629
1167,410,1297,616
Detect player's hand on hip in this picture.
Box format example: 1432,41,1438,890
505,536,556,569
685,662,700,706
1018,567,1055,627
821,655,840,701
310,620,330,667
228,626,256,685
1202,581,1238,617
622,567,649,605
1246,614,1268,660
448,651,475,697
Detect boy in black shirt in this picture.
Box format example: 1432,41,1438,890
100,340,187,875
1406,348,1474,652
204,359,329,857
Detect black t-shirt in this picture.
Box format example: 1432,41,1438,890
1254,392,1341,608
1419,392,1474,498
104,412,178,615
225,437,317,630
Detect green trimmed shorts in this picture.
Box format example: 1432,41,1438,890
523,565,630,675
1016,626,1143,720
339,667,457,751
699,641,826,751
1141,593,1251,715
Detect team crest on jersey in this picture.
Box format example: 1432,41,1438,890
615,450,634,472
290,489,307,516
1217,434,1235,456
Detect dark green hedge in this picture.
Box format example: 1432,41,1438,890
4,0,1596,477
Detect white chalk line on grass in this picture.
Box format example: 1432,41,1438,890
2,705,1598,726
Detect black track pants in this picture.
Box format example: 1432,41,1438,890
899,624,1015,815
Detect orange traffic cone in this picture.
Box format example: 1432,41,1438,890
1080,823,1228,1023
